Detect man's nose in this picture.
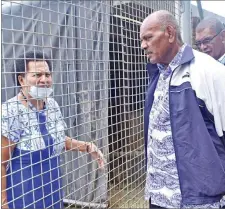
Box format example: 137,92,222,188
199,43,208,52
141,40,147,49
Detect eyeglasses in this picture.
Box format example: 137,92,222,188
195,29,223,49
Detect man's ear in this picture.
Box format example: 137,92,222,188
166,25,176,43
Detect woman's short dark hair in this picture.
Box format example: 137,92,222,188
14,50,52,86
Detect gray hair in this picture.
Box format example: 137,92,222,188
147,10,183,44
196,17,225,34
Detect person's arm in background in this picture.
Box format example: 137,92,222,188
1,136,16,209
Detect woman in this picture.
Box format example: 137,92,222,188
1,51,105,208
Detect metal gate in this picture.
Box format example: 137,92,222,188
1,1,181,208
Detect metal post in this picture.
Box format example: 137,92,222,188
196,0,204,20
181,0,192,45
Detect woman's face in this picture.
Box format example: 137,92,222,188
19,61,53,93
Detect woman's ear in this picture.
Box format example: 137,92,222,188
18,75,25,86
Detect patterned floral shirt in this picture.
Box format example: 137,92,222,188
2,96,66,156
145,44,223,208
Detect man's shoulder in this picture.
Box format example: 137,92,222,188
191,49,225,74
192,49,219,65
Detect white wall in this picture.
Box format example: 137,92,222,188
191,4,225,23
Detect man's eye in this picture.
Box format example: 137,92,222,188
147,36,152,40
202,39,211,44
33,74,41,77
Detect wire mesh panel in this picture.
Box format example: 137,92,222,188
108,1,181,208
1,0,181,208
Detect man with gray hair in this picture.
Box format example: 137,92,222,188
195,17,225,65
140,10,225,208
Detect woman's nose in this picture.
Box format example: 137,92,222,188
39,75,48,84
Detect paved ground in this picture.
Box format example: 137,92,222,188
109,184,148,208
65,185,148,209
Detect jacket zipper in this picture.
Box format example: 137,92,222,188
168,65,184,207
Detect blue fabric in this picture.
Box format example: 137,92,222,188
7,110,63,209
144,45,225,205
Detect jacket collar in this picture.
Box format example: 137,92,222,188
179,44,195,65
146,45,195,77
218,53,225,65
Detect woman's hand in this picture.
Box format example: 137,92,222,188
1,197,9,209
65,137,106,170
2,203,9,209
86,142,106,170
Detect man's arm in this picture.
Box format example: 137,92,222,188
204,62,225,138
